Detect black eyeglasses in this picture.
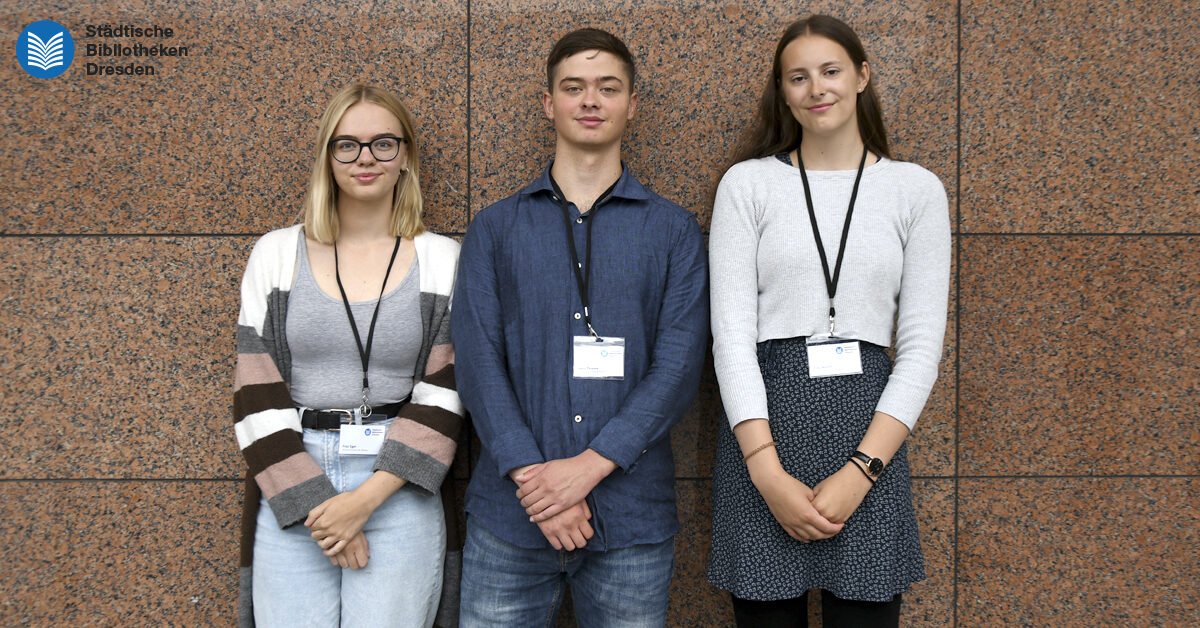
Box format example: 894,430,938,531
328,136,405,163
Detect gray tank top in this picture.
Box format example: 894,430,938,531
286,233,422,409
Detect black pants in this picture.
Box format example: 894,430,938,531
731,591,902,628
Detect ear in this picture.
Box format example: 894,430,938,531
857,61,870,93
542,90,554,120
626,91,638,121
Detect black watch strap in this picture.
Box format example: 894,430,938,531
851,450,885,478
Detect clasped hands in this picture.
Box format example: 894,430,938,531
303,471,404,570
756,462,873,543
511,450,617,551
304,492,372,569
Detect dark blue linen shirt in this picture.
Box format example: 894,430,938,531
452,162,709,551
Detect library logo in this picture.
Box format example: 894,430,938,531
17,20,74,78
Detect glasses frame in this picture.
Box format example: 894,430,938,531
327,136,406,163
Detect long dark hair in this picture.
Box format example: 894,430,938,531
728,15,891,166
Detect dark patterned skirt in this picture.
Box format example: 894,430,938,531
707,337,925,602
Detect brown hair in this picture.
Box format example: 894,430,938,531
546,28,636,90
728,15,891,167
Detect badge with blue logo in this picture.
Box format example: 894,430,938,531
573,335,626,380
17,20,74,79
339,422,386,456
805,335,863,378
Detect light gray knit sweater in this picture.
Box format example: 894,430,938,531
709,155,950,430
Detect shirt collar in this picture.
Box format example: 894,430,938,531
520,158,651,202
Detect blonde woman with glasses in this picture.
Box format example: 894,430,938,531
232,84,463,627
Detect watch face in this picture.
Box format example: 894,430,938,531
867,458,884,475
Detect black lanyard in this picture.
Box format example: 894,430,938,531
333,236,402,415
550,173,619,339
796,146,867,336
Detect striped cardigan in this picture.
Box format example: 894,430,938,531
233,224,464,627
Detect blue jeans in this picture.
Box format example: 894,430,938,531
253,421,445,628
460,517,675,628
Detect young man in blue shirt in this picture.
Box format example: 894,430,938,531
452,27,709,626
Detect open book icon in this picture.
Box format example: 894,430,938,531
26,31,65,71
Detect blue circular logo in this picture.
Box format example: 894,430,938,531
835,347,844,354
17,21,74,79
363,427,373,436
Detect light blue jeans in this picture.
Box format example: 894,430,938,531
253,421,445,628
460,517,674,628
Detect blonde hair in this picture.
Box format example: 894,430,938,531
303,84,426,243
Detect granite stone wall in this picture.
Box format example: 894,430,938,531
2,1,1196,625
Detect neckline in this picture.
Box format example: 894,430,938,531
298,233,417,305
771,152,889,176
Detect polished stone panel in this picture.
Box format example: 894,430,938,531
667,479,732,626
0,481,240,625
671,351,720,478
958,478,1199,625
0,1,468,235
959,237,1199,475
0,237,250,478
5,1,1199,625
902,479,956,625
469,0,957,228
961,0,1200,232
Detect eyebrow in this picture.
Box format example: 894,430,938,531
330,132,399,141
558,75,625,86
785,60,843,74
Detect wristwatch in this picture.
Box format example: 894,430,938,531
851,450,885,479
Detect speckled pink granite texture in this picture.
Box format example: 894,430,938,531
2,0,1196,625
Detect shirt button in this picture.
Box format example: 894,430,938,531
574,415,583,423
574,312,581,320
576,217,583,224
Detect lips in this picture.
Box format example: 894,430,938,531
353,173,381,183
577,116,606,128
809,103,834,113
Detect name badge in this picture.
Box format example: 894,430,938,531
338,419,387,456
805,336,863,378
573,336,625,380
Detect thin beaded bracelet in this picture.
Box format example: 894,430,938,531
743,440,777,462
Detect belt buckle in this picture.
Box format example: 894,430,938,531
326,408,356,431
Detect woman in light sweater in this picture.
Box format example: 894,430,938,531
707,15,950,627
233,84,463,627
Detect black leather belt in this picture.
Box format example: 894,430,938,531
299,398,408,430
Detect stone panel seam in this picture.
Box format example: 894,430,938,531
0,478,245,482
0,232,470,238
11,475,1195,483
954,1,963,625
0,233,262,238
464,0,474,471
959,232,1200,237
953,475,1200,480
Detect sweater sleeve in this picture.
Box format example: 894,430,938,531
233,229,336,528
874,169,951,429
372,234,465,494
709,165,771,428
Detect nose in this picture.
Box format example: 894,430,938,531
355,144,377,164
581,86,599,108
809,76,826,99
